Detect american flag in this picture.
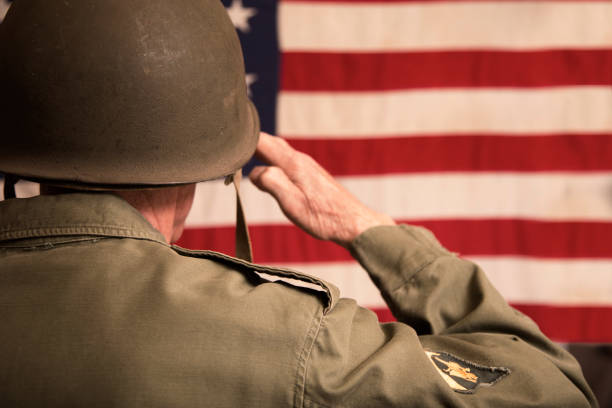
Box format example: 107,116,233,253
1,0,611,343
179,0,612,344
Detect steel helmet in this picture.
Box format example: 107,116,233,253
0,0,259,188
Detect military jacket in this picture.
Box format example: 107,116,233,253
0,193,596,407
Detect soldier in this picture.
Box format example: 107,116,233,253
0,0,597,406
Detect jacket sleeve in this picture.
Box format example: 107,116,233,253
299,225,597,407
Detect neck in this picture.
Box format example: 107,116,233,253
114,185,196,243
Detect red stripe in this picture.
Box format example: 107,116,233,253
281,50,612,91
178,220,612,263
371,305,612,342
284,134,612,175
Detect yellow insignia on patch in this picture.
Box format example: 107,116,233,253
425,350,510,394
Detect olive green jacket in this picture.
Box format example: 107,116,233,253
0,193,596,407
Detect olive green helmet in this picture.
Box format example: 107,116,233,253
0,0,259,188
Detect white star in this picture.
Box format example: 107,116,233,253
226,0,257,34
245,73,258,98
0,0,12,22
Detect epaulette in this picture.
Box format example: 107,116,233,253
172,246,339,314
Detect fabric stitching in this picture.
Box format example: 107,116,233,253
0,223,135,232
303,397,333,408
0,237,104,250
0,225,166,245
294,311,326,408
390,254,455,295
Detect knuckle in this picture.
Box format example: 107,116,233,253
260,166,284,183
276,137,291,148
271,135,292,152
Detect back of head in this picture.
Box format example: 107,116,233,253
0,0,259,189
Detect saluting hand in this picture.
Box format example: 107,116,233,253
249,133,395,248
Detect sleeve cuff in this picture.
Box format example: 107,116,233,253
348,224,451,297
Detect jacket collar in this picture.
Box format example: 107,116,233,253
0,193,167,244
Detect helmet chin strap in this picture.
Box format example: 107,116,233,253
225,170,253,262
3,174,18,200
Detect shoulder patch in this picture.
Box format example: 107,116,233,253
425,350,510,394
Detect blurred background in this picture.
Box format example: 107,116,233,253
2,0,611,405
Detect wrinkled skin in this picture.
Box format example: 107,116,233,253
249,133,396,248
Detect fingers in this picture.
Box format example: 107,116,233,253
249,165,304,215
254,132,297,170
250,164,327,241
255,132,332,183
250,132,396,246
249,165,287,195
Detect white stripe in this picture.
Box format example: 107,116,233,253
276,257,612,307
279,2,612,51
185,173,612,226
471,256,612,306
278,87,612,137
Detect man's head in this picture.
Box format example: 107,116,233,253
0,0,259,188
